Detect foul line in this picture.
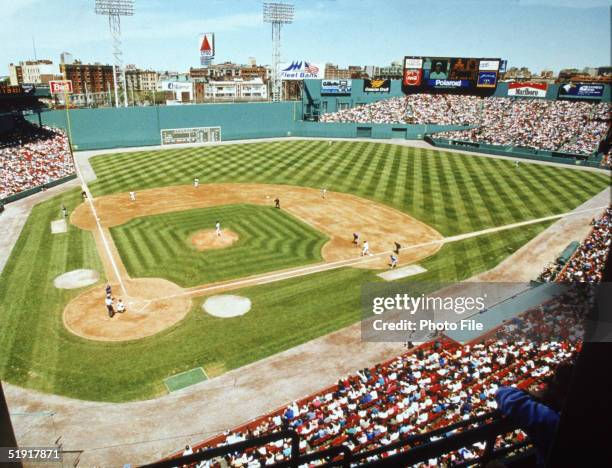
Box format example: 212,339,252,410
154,204,608,301
72,153,128,296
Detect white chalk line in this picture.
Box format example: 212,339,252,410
72,151,128,296
152,204,608,302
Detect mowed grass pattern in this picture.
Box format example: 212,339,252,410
90,141,611,236
111,204,328,287
0,140,609,401
0,187,551,401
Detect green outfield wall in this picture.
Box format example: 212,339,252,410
31,102,299,150
30,101,467,149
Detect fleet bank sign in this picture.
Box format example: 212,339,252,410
279,61,323,80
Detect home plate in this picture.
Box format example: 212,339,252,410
51,219,67,234
378,265,427,281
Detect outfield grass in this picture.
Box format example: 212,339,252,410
0,141,608,401
110,204,328,287
89,141,610,236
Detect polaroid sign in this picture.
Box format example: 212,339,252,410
558,83,604,98
279,61,323,80
427,79,470,89
363,79,391,93
508,82,547,98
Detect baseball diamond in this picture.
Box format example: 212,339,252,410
0,140,609,403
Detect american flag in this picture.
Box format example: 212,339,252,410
305,62,319,74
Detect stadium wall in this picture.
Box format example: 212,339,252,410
0,174,77,204
293,122,472,139
429,138,602,167
30,100,469,149
30,102,299,150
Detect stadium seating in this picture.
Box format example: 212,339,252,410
320,95,611,155
0,122,74,199
539,207,611,283
169,326,580,466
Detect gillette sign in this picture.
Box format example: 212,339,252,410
278,61,324,80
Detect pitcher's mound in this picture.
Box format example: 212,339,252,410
54,269,99,289
203,295,251,318
191,229,238,251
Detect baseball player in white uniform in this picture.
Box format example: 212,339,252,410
215,221,221,237
129,191,136,201
194,178,200,188
361,240,370,257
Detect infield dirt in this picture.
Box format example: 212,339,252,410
65,183,442,341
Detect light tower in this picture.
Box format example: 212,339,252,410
95,0,134,108
263,2,294,102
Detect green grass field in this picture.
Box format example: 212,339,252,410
89,141,610,236
164,367,208,392
0,141,609,401
111,204,328,287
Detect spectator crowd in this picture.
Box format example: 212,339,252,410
556,207,611,283
174,314,581,467
539,206,611,283
320,95,611,156
0,123,74,199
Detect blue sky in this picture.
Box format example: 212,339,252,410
1,0,610,73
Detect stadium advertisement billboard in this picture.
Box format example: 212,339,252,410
402,56,501,95
558,83,604,99
279,61,323,80
507,82,547,98
199,33,215,65
321,79,352,95
49,80,73,94
159,81,193,92
363,79,391,93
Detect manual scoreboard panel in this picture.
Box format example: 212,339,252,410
160,126,222,145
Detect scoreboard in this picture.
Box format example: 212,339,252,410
403,56,501,95
160,126,222,145
0,84,24,95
